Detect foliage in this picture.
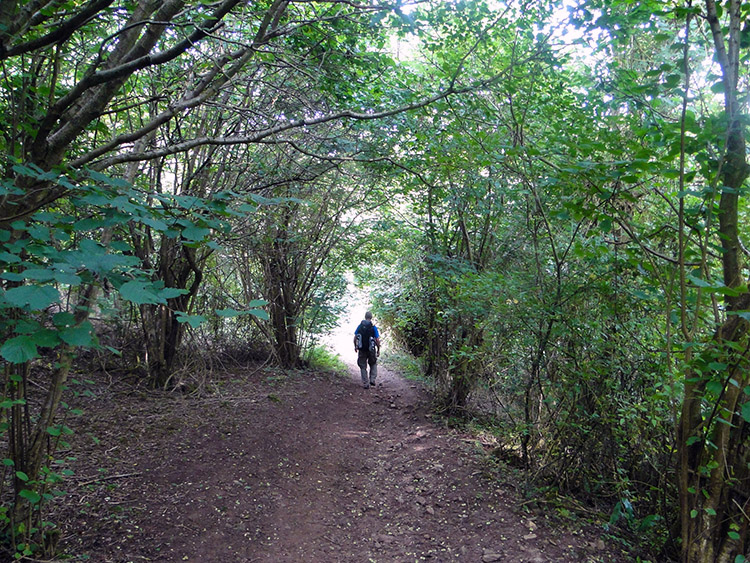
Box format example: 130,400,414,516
0,0,480,556
4,0,750,560
305,346,349,376
370,2,750,560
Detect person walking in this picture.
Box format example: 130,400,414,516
354,311,381,389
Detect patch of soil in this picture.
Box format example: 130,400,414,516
51,361,632,562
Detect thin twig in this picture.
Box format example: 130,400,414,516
76,472,142,487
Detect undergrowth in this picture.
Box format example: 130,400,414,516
382,347,430,387
445,411,665,563
305,346,348,376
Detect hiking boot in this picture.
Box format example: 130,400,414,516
363,383,370,389
370,381,376,387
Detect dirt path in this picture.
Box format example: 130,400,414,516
55,353,628,563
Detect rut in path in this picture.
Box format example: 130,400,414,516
61,359,627,562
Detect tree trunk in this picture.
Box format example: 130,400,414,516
677,3,750,560
265,245,302,369
135,234,205,387
268,298,301,369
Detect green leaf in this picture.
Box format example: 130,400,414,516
139,217,169,231
216,305,269,320
18,489,41,504
53,312,75,328
0,252,21,264
741,402,750,424
15,471,29,482
20,269,55,282
159,287,188,300
73,217,106,231
729,531,741,540
70,239,139,274
14,319,41,334
118,280,162,305
86,169,131,188
174,312,207,328
110,241,130,252
34,329,61,348
707,379,724,396
1,335,38,363
636,514,660,532
53,269,82,285
717,417,736,427
2,459,14,467
59,323,94,347
27,224,49,240
664,74,681,88
686,274,711,288
4,285,60,309
216,308,243,317
248,308,270,320
181,224,211,241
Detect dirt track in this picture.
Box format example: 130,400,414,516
53,355,629,562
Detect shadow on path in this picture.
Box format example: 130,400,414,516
59,340,628,562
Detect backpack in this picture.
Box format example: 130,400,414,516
357,320,376,352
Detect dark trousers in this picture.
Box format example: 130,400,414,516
357,350,377,385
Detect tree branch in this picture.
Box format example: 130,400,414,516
0,0,116,60
87,67,513,169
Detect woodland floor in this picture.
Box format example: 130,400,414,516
44,354,638,563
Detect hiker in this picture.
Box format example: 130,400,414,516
354,311,381,389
